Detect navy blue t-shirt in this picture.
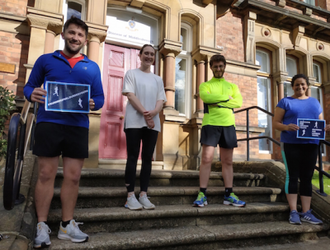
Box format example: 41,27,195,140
277,97,322,144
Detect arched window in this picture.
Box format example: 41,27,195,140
175,23,192,117
256,49,272,153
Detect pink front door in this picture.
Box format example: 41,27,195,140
99,44,140,159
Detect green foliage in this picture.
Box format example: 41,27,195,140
0,86,16,159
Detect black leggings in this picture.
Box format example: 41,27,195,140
282,143,318,197
124,127,158,192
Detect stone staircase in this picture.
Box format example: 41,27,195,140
45,167,329,250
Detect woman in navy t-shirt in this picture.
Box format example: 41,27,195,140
273,74,329,225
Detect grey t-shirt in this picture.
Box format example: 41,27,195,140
122,68,166,132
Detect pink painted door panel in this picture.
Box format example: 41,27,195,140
99,44,140,159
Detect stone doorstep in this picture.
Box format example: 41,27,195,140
226,237,330,250
98,159,164,170
47,202,290,224
56,167,265,181
53,186,281,197
49,221,329,250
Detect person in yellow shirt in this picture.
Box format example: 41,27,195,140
193,54,245,207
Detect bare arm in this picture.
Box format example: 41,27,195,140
273,107,299,132
123,92,147,114
144,100,164,120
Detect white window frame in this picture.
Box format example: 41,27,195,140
175,22,192,118
256,50,272,154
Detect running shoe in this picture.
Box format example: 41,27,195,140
57,220,89,243
193,191,208,207
289,210,301,225
125,193,143,210
223,192,246,207
139,193,155,210
300,209,323,225
34,222,51,248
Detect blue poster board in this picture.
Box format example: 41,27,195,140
297,118,325,140
45,81,90,113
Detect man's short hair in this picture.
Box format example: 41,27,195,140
210,54,226,67
63,16,88,37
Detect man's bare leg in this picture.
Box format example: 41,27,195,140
199,145,215,188
35,156,59,222
220,147,233,188
60,157,84,221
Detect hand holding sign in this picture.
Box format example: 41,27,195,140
297,119,325,140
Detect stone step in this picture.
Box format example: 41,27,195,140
50,186,282,209
54,168,266,188
226,237,330,250
47,202,290,234
49,221,329,250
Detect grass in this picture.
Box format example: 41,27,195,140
312,170,330,195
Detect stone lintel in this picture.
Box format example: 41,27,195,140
273,71,289,83
159,39,182,57
27,6,63,34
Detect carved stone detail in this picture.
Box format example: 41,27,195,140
244,12,256,64
292,26,305,48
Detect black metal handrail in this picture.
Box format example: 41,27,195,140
3,101,36,210
234,106,277,161
316,140,330,196
234,105,329,196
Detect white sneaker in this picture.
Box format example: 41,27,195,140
34,222,51,248
57,220,89,243
124,193,143,210
139,193,155,210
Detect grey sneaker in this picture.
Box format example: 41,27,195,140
57,220,89,243
139,193,155,210
34,222,51,248
125,193,143,210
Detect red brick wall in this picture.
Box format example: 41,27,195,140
0,32,29,98
0,0,29,16
216,12,244,62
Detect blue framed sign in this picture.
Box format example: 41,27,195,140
297,118,325,140
45,81,90,113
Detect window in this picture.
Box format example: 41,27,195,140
256,50,272,153
60,0,86,50
175,23,192,117
284,56,298,97
304,0,315,5
312,61,325,155
313,62,321,83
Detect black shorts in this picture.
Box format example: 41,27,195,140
33,122,88,158
200,125,237,148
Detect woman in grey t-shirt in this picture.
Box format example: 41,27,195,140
122,44,166,210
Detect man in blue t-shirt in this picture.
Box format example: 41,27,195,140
24,16,104,248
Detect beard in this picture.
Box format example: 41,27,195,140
213,71,224,78
64,39,84,55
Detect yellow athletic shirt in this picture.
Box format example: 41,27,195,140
199,77,242,127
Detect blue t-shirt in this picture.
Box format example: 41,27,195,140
277,97,322,144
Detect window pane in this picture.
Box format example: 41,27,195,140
310,86,321,103
257,77,271,151
181,28,187,51
313,63,321,83
256,51,269,73
68,2,82,19
284,82,294,97
286,57,297,77
304,0,315,6
175,57,186,114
